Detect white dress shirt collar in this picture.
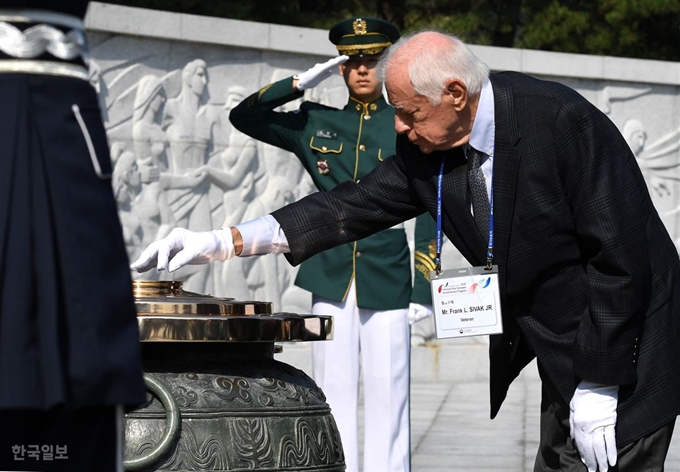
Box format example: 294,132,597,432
467,79,495,158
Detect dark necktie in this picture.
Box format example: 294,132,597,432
467,146,490,237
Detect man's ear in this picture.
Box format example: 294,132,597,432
444,79,467,111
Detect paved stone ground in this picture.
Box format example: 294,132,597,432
276,335,680,471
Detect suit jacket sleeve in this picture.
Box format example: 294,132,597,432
554,95,653,386
272,153,427,266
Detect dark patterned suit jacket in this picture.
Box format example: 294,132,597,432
272,71,680,445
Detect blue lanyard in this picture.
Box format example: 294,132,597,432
434,155,494,275
486,181,495,270
435,158,445,275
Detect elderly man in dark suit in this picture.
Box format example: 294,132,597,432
133,31,680,472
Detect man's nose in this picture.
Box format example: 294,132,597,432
394,115,411,134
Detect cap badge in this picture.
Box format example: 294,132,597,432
353,19,368,35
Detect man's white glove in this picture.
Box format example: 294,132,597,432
569,380,619,472
408,303,433,325
130,227,235,273
294,55,349,91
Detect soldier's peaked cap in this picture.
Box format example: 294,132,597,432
328,17,400,57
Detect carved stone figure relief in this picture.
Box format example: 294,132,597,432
88,33,343,308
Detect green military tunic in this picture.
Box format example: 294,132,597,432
230,76,434,310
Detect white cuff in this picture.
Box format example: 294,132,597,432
234,214,290,256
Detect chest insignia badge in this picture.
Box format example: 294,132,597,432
317,158,331,175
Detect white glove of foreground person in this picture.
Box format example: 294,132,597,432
569,380,619,472
408,303,433,325
294,55,349,91
130,227,235,273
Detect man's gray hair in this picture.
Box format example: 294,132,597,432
377,31,490,105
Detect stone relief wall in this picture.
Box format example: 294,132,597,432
86,4,680,313
89,33,351,311
557,78,680,242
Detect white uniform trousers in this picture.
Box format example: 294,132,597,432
312,281,411,472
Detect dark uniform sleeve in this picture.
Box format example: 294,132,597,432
411,213,436,304
228,77,308,154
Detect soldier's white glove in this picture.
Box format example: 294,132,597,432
130,227,235,273
408,303,433,325
294,55,349,91
569,380,619,472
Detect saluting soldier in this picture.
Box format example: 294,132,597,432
229,17,435,472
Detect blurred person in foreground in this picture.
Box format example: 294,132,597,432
0,1,145,471
133,30,680,472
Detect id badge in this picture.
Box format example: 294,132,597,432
429,265,503,339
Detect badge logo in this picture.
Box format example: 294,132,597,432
468,277,492,293
317,158,331,175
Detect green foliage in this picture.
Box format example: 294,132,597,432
518,0,680,60
401,0,523,48
106,0,680,61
